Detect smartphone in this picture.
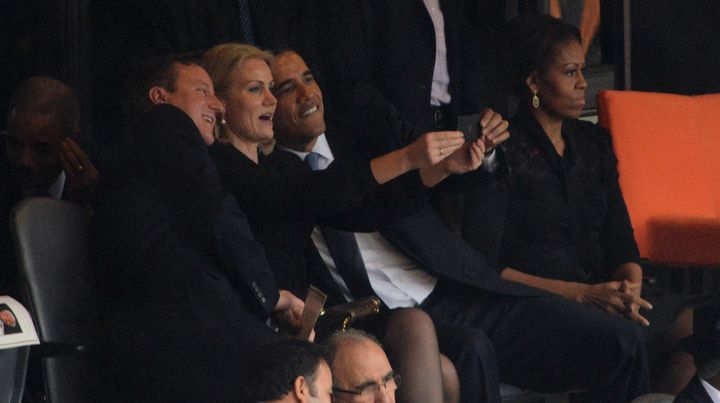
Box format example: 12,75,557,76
457,113,481,142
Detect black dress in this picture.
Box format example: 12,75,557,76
209,142,376,300
464,108,696,347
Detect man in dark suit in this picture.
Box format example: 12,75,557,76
674,304,720,402
0,77,99,297
93,54,305,401
270,50,651,402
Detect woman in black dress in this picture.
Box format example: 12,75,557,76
200,43,489,403
463,14,699,394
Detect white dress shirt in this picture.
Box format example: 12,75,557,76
700,377,720,402
423,0,452,106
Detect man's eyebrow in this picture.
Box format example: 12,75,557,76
356,379,380,390
356,371,393,390
189,79,212,88
301,70,313,78
275,78,292,89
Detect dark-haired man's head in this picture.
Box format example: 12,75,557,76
126,54,224,145
5,76,80,190
248,339,333,403
270,51,326,153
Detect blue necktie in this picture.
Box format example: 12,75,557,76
304,153,375,298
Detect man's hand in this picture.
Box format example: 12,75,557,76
573,281,652,326
272,289,305,333
478,108,510,155
60,138,99,203
406,131,465,169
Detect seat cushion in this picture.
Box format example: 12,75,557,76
646,216,720,266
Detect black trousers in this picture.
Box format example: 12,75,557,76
422,283,650,403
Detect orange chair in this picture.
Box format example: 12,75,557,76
597,90,720,267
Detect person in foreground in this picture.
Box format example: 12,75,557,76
327,329,399,403
248,339,333,403
93,54,305,401
462,14,702,394
201,43,477,403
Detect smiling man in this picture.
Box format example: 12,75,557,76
270,51,326,153
94,54,306,401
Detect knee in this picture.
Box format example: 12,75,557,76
440,354,460,403
385,308,436,337
384,307,438,349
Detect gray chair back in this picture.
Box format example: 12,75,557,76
10,197,101,403
0,347,29,403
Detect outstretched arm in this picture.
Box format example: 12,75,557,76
368,131,464,184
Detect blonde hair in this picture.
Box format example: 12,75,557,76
201,43,274,140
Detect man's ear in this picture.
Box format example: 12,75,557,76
292,375,311,402
148,86,169,105
525,71,540,94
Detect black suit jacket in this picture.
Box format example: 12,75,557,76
96,104,279,318
210,138,378,300
93,105,282,400
674,375,716,403
321,0,492,157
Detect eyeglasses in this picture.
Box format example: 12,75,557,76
332,372,401,401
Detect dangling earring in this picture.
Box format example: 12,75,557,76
214,114,226,140
532,91,540,109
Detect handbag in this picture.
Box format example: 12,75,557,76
315,296,382,337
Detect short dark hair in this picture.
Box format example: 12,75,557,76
7,76,80,139
124,53,200,124
500,14,582,96
247,339,329,401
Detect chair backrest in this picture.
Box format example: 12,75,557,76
10,197,101,403
0,347,29,403
597,90,720,262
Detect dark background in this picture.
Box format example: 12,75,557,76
2,0,719,149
